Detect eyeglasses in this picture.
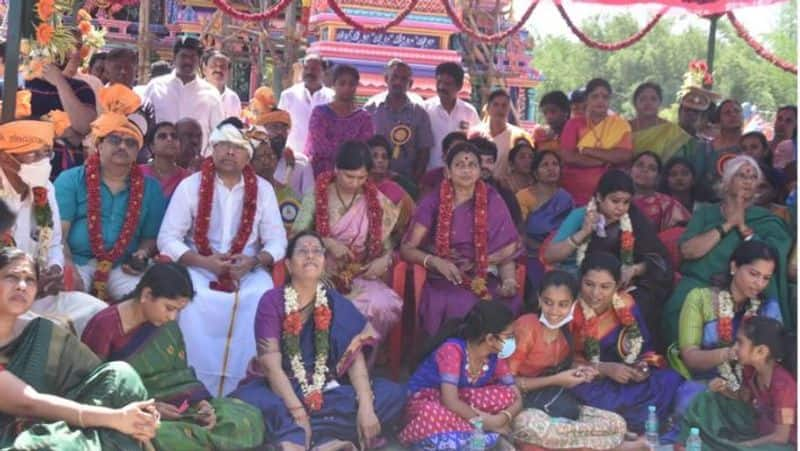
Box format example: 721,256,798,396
294,247,325,258
156,132,177,140
15,148,53,164
105,134,139,149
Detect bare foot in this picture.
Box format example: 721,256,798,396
279,442,305,451
312,440,357,451
614,435,650,451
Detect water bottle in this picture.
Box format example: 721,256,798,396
467,417,487,451
686,427,703,451
645,405,659,448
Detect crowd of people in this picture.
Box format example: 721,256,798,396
0,32,796,450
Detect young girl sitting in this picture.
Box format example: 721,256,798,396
399,301,522,450
679,316,796,450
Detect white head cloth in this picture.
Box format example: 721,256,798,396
209,123,253,158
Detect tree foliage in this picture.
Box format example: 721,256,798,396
529,2,797,121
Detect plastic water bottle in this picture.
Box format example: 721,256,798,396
686,427,703,451
645,405,659,448
467,417,486,451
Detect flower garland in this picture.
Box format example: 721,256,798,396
85,152,144,300
31,187,54,269
716,289,760,391
727,11,797,75
193,157,258,293
328,0,420,33
440,0,539,44
283,283,332,411
314,172,383,292
436,179,489,299
211,0,293,22
554,1,667,51
576,198,634,267
24,0,78,79
578,292,643,365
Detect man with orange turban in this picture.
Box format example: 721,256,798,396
246,87,314,196
55,84,166,301
0,99,106,334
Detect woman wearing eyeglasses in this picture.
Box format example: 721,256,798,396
140,122,190,198
55,84,166,302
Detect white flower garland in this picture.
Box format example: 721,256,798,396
578,292,643,364
284,283,330,398
575,198,633,266
716,289,760,391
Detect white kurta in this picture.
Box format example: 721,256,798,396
142,71,225,156
158,171,287,396
1,179,106,336
423,97,481,170
278,82,334,158
221,86,242,120
274,156,314,197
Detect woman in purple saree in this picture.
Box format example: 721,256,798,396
401,142,522,337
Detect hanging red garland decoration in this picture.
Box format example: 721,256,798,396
211,0,293,22
435,179,489,299
726,11,797,75
85,152,144,301
440,0,539,44
327,0,420,33
554,1,667,51
193,157,259,292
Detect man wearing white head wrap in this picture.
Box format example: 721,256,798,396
158,118,287,396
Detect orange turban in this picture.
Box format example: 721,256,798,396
90,84,145,148
0,90,32,120
0,120,54,154
244,87,291,127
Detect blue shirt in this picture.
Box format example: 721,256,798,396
54,165,166,266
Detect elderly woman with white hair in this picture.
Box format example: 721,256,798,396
157,117,287,397
663,155,793,344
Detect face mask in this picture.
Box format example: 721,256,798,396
497,337,516,359
269,136,287,153
18,159,52,188
540,303,576,330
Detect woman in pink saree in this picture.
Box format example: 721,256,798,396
292,140,402,340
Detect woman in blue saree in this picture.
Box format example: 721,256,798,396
515,150,574,297
232,231,405,450
569,251,683,433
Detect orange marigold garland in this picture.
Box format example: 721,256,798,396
85,152,143,300
436,179,490,299
576,292,644,365
314,171,383,292
193,157,258,292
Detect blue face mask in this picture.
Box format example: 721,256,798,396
498,337,517,359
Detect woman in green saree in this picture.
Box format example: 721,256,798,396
81,262,265,451
630,82,691,162
0,248,157,450
663,155,793,344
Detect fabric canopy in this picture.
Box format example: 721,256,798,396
570,0,786,15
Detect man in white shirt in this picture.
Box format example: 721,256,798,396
158,118,287,396
423,62,480,170
202,50,242,119
143,36,224,155
277,54,334,158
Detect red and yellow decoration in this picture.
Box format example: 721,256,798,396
436,179,490,300
193,157,258,292
85,152,144,300
31,187,54,268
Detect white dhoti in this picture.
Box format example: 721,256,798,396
76,261,143,301
30,291,107,336
178,266,273,397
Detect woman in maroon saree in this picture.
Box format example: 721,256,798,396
401,142,521,337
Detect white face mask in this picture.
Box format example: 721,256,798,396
539,303,576,330
18,159,52,189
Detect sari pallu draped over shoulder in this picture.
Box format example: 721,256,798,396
81,306,266,451
632,121,691,162
0,317,147,450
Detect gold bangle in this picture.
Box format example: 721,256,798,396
500,409,513,425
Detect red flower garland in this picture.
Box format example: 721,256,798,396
315,171,383,261
555,1,667,51
211,0,293,21
435,179,489,299
85,152,144,300
193,157,259,292
727,11,797,75
327,0,420,33
440,0,539,44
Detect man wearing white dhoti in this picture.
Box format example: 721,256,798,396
158,118,287,397
0,106,106,336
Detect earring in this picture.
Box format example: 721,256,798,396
731,270,735,275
